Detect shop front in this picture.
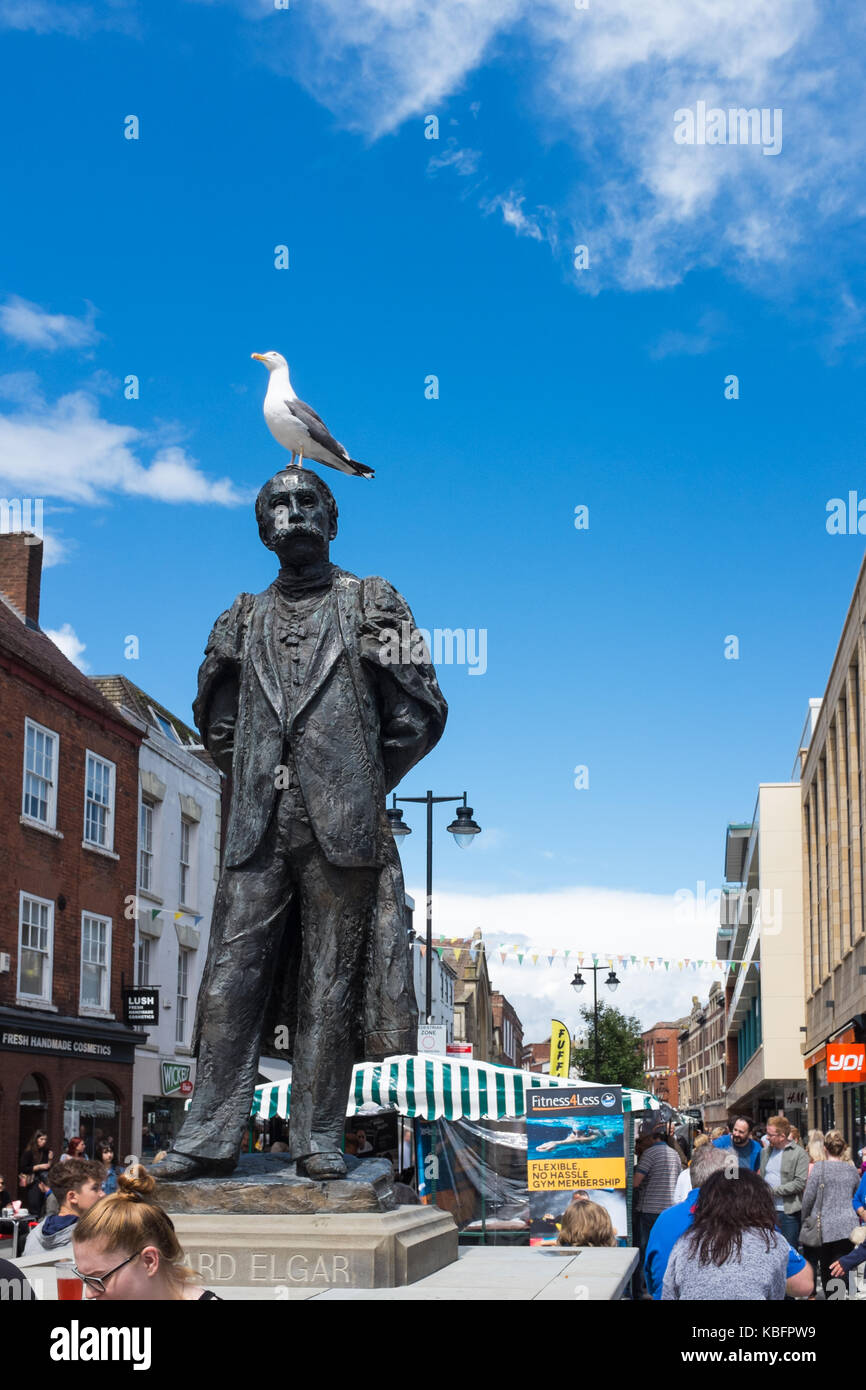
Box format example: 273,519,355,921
805,1027,866,1141
134,1055,196,1159
0,1006,140,1186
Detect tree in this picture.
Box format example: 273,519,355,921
572,1001,646,1088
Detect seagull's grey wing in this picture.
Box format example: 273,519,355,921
286,397,349,460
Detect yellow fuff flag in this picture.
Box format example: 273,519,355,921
550,1019,571,1078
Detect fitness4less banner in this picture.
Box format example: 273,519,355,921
527,1086,627,1245
527,1086,625,1190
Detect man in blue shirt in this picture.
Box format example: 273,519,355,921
644,1143,807,1298
713,1115,762,1171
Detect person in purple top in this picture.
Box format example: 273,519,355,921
712,1115,761,1171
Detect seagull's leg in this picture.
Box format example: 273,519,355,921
297,450,304,470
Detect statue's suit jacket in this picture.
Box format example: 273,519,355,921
191,567,448,1059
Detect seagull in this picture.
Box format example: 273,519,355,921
251,351,374,478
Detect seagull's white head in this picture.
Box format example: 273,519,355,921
251,350,289,374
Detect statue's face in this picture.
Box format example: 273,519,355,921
259,471,336,563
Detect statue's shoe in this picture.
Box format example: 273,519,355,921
147,1151,237,1182
295,1150,348,1181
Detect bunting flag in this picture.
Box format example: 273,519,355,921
425,936,755,971
174,912,183,921
151,909,161,921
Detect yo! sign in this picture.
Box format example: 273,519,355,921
827,1043,866,1080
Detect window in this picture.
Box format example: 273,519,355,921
176,947,191,1044
22,719,58,826
84,753,115,850
139,799,154,891
137,935,151,988
80,914,111,1012
151,709,179,743
18,893,53,1001
179,818,193,905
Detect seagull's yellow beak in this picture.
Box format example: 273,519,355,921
251,352,268,363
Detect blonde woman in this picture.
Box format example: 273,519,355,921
72,1166,219,1300
806,1131,825,1170
556,1199,617,1248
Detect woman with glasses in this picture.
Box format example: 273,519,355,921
71,1166,220,1300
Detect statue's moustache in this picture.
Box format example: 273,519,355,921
275,522,324,540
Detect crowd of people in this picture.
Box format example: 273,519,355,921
2,1149,220,1302
15,1129,127,1218
547,1112,866,1300
7,1115,866,1303
630,1112,866,1300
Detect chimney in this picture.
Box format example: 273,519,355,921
0,533,43,628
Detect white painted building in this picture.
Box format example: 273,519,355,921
91,677,221,1157
407,896,456,1038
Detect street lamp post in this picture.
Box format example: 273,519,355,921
387,791,481,1023
571,965,620,1082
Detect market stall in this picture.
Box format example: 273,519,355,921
249,1056,659,1243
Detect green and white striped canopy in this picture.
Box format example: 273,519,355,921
250,1055,660,1122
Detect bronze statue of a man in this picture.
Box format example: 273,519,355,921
155,469,447,1181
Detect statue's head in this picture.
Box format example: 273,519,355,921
256,469,338,564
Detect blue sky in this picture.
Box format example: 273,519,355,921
2,0,865,1036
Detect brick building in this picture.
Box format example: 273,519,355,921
451,930,493,1061
0,535,143,1189
491,990,524,1069
524,1040,551,1073
677,984,727,1123
642,1021,686,1107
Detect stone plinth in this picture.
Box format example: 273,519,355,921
152,1153,395,1215
172,1208,458,1288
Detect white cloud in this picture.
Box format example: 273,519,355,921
0,1,139,36
41,531,70,568
483,192,555,245
251,0,523,139
649,310,727,360
0,296,100,351
408,881,721,1043
0,371,46,408
225,0,866,299
44,621,88,670
0,385,244,507
427,142,482,177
